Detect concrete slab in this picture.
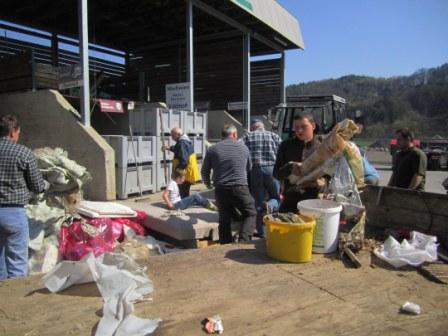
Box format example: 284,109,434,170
118,187,219,244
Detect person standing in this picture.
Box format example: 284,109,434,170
162,127,200,198
274,113,324,212
388,128,427,191
201,124,256,244
0,115,47,280
242,118,281,238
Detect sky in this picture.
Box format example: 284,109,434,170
279,0,448,85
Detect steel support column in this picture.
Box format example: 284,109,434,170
51,33,58,67
280,51,286,104
78,0,90,126
243,33,251,130
186,0,194,111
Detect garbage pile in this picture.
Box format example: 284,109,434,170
27,147,168,274
27,148,163,335
27,147,91,272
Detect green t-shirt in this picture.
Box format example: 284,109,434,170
391,147,427,191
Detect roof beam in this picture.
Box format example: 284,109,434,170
191,0,283,52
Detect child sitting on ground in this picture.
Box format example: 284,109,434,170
163,168,217,211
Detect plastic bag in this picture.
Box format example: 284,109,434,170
374,231,438,268
59,217,122,261
343,141,364,188
59,211,147,261
327,155,364,219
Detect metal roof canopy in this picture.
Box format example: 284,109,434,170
1,0,304,128
2,0,303,54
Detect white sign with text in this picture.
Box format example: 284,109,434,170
166,82,191,110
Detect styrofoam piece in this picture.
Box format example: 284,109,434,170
78,201,137,217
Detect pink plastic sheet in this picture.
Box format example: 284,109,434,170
59,211,147,261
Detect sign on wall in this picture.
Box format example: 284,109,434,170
165,82,191,110
97,99,124,113
227,101,248,111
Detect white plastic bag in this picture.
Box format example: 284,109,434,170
327,155,364,219
374,231,438,268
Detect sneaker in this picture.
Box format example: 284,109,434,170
206,201,218,211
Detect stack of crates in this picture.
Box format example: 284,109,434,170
183,111,207,173
105,103,208,198
102,135,157,199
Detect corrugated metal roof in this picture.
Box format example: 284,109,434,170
229,0,305,49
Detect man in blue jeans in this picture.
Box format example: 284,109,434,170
0,115,47,280
242,118,281,238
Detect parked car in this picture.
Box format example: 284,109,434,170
421,142,448,170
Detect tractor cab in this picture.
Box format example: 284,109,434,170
269,95,346,140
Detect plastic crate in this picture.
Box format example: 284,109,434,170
116,163,156,199
183,111,207,135
155,161,173,191
192,136,206,158
155,136,176,161
129,105,183,136
103,135,156,167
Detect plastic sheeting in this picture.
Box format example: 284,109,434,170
374,231,438,267
59,211,147,261
43,252,160,336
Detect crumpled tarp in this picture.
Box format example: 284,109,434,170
27,147,91,273
33,147,91,193
43,252,160,336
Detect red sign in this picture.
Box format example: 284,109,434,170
98,99,124,113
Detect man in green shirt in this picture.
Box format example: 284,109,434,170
388,129,427,191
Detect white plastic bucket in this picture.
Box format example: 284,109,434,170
297,199,343,253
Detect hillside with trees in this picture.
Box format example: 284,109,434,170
286,63,448,138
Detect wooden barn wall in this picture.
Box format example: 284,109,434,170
250,59,282,115
117,39,281,115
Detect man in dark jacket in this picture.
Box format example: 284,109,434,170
163,127,199,198
201,124,256,244
273,113,323,212
0,115,47,279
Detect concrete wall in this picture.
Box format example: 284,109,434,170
0,90,115,201
207,110,274,140
207,110,247,141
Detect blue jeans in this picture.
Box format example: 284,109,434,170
174,193,208,210
0,207,29,280
249,166,280,237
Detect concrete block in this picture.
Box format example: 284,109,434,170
142,201,219,241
